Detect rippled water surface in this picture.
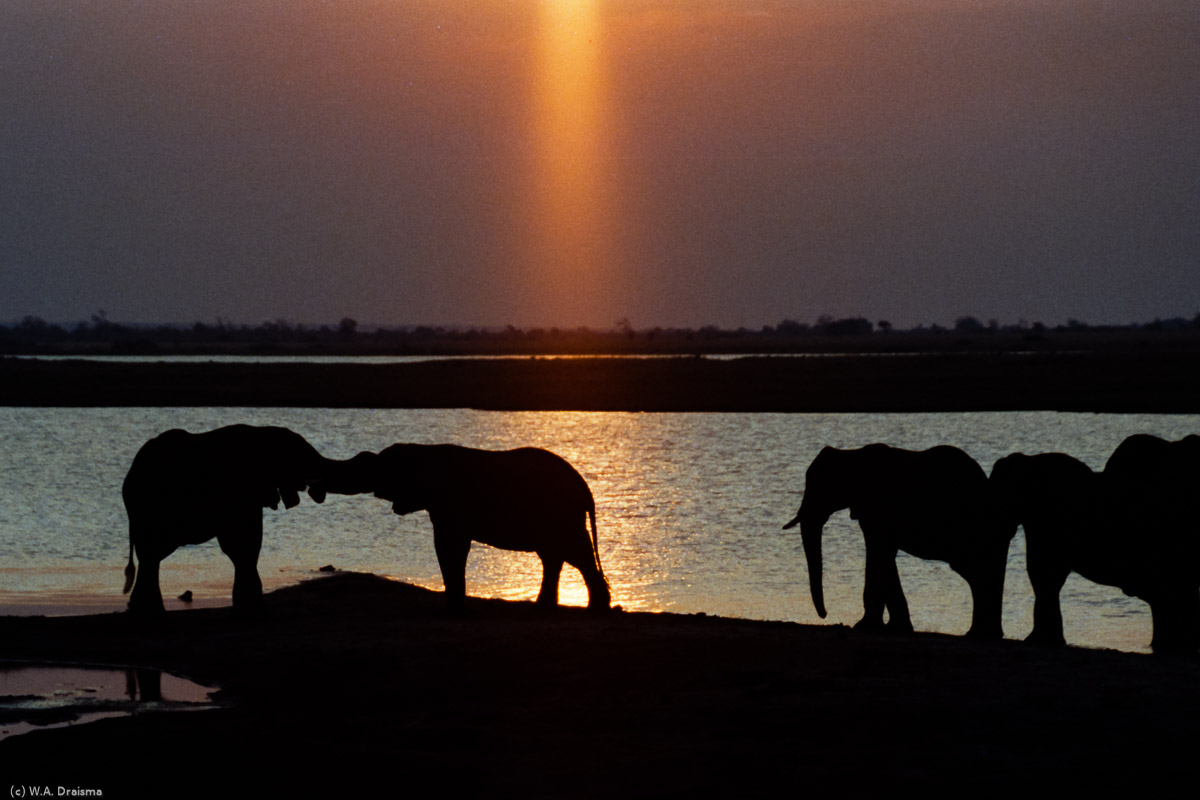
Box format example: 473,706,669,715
1,408,1197,653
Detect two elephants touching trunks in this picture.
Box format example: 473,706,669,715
122,426,610,616
784,436,1200,653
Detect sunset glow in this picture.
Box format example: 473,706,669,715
4,1,1197,329
527,0,612,323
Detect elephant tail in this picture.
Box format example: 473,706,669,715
123,536,136,595
588,507,606,579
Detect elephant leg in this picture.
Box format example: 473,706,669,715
881,563,913,634
433,527,471,609
537,556,564,606
1147,586,1200,654
572,558,611,611
858,533,909,632
559,522,611,611
1025,539,1069,646
218,516,264,612
128,556,165,616
566,555,611,612
960,543,1009,640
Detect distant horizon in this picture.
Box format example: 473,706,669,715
6,311,1199,335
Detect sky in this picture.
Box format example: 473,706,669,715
2,0,1198,330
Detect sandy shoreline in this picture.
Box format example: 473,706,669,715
2,572,1198,795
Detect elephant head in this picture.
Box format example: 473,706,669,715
370,445,434,514
232,426,333,509
782,446,859,619
1104,434,1200,535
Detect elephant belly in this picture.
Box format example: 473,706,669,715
888,520,961,564
133,498,261,549
1073,553,1157,598
435,510,578,554
474,531,540,553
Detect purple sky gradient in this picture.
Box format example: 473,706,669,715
2,0,1197,329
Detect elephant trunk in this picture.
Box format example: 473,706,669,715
316,452,379,496
784,511,827,619
801,520,827,619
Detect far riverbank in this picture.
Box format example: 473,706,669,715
2,352,1199,412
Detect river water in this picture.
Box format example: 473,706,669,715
1,407,1196,653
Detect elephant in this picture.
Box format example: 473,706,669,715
322,443,611,610
1103,434,1200,522
991,436,1200,652
782,444,1016,639
122,424,333,615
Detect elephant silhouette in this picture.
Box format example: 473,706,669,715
324,443,611,610
122,424,335,615
1104,434,1200,536
783,444,1016,638
992,435,1200,652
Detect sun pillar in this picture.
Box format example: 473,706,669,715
527,0,611,326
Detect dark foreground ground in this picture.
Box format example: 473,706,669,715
2,573,1199,797
4,351,1200,411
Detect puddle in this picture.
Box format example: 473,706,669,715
0,664,217,740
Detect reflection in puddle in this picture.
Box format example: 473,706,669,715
0,665,216,740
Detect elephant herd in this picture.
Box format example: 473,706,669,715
122,425,1199,654
784,435,1200,653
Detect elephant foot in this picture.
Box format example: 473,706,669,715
1149,635,1197,656
853,617,887,632
965,624,1004,640
127,602,166,618
232,590,263,605
1024,629,1066,647
586,586,612,612
884,618,914,635
127,592,166,617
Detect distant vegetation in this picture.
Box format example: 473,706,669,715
4,311,1200,356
